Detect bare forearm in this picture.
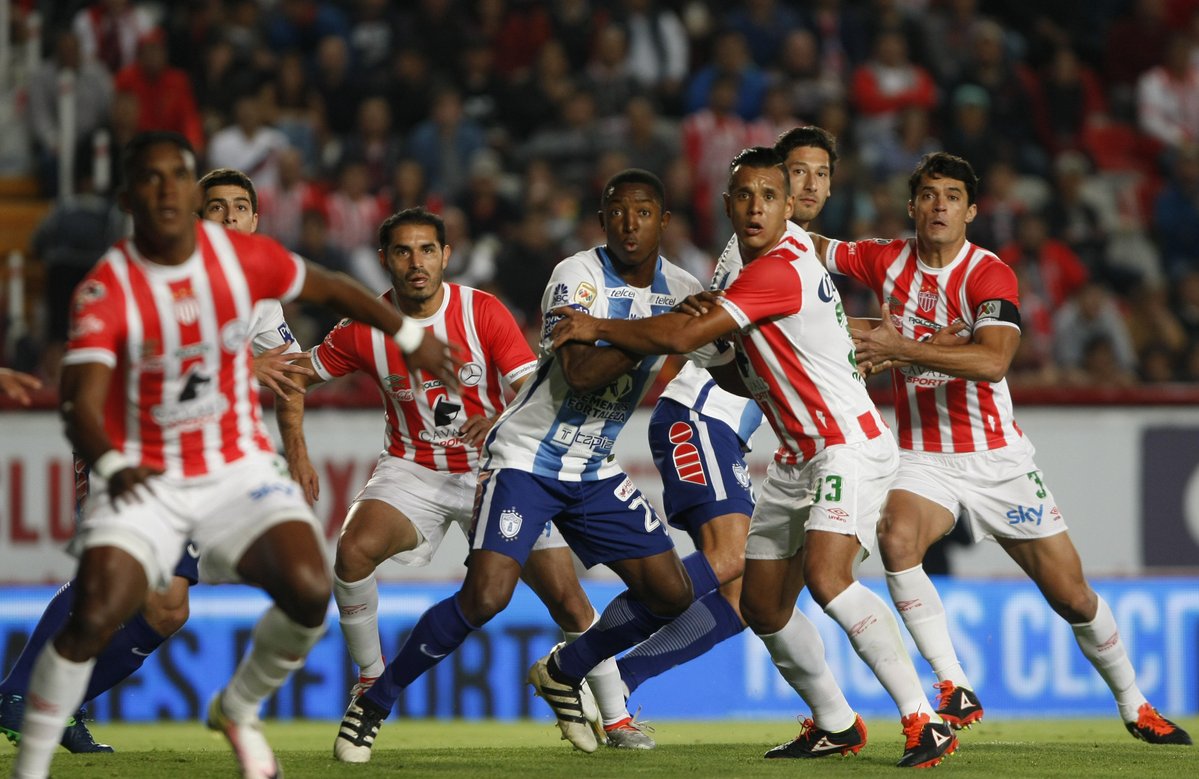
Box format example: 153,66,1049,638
592,312,702,355
275,391,309,463
560,343,640,394
301,265,403,335
889,339,1011,383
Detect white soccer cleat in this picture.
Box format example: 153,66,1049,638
528,644,600,753
206,691,280,779
333,693,386,764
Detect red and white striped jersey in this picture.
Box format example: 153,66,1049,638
719,232,887,465
63,221,307,477
825,237,1023,453
311,283,537,474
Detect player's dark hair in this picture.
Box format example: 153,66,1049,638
602,168,666,209
728,146,790,197
909,152,980,205
379,207,446,251
774,126,839,175
199,168,258,213
120,131,195,190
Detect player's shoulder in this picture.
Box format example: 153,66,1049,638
657,254,704,292
963,242,1017,282
203,220,287,257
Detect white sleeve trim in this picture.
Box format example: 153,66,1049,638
308,345,337,381
505,360,538,385
62,348,117,368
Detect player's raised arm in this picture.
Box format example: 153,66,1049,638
297,261,462,388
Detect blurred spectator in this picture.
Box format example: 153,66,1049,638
683,74,752,248
686,29,768,120
455,37,507,143
519,87,606,191
585,25,640,120
502,39,576,141
27,30,113,196
1139,343,1178,382
942,84,1008,180
401,0,466,77
1125,281,1189,367
549,0,609,71
918,0,983,85
1053,282,1139,378
493,208,562,327
864,0,933,72
747,84,803,148
1172,269,1199,341
660,212,713,283
1152,143,1199,277
1007,266,1060,387
291,208,354,342
800,0,870,85
258,146,323,249
615,0,690,115
29,149,124,378
71,0,153,74
866,106,939,184
475,0,552,80
1104,0,1172,114
443,204,500,290
340,96,403,193
1071,334,1140,387
206,90,290,195
324,158,390,260
971,159,1027,251
1135,33,1199,155
313,34,364,137
388,157,445,216
264,0,351,62
114,28,205,153
604,94,680,177
999,210,1090,308
407,87,487,200
382,49,436,135
456,150,521,241
269,50,323,170
1043,151,1111,282
723,0,804,69
849,28,938,151
1029,45,1109,157
773,28,845,121
348,0,402,85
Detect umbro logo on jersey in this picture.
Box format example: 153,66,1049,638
931,728,951,748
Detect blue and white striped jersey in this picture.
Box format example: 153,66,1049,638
482,246,718,480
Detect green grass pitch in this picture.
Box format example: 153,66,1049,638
2,716,1196,777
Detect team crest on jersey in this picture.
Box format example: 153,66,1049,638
915,284,938,312
498,509,523,539
732,462,751,490
459,362,483,386
574,282,597,308
220,319,249,352
384,374,415,401
73,279,106,311
172,284,201,325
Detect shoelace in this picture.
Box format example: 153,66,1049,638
795,717,817,743
902,713,931,749
1136,705,1174,736
933,680,956,709
607,706,656,734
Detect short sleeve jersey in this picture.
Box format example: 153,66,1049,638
311,283,536,473
825,237,1022,453
718,230,887,465
482,247,706,481
63,220,307,477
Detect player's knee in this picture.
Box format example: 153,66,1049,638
547,589,594,634
278,565,333,628
458,585,512,627
143,597,190,636
59,609,121,659
707,551,745,584
802,565,852,610
877,514,922,568
1050,587,1098,624
334,531,386,581
740,594,786,635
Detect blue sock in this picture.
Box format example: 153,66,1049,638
617,589,745,695
681,551,720,598
364,595,477,712
554,592,673,682
0,581,75,696
82,613,168,703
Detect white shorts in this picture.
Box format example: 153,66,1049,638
892,437,1068,543
746,435,898,561
352,454,566,568
75,452,322,590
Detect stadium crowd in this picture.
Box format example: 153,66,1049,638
5,0,1199,391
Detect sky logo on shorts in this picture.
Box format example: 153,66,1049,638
1006,504,1044,525
668,422,707,486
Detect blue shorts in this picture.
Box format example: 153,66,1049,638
470,469,674,568
649,399,755,537
75,453,200,585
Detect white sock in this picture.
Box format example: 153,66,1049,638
1070,595,1146,722
758,608,856,733
334,572,384,679
564,612,629,727
12,645,94,779
825,581,939,721
222,606,326,723
885,565,970,688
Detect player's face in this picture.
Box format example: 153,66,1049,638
783,145,831,227
120,141,200,244
380,222,450,306
725,164,793,260
202,184,258,234
599,182,669,271
908,173,977,249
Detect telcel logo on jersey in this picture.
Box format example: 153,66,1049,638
1006,504,1044,526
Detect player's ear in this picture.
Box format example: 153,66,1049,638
441,243,451,270
250,213,259,233
722,192,732,219
660,209,671,230
907,200,915,219
596,209,606,230
964,203,977,224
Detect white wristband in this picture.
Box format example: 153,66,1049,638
93,450,130,481
393,317,424,354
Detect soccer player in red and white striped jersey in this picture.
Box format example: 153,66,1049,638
273,209,607,760
12,132,461,779
551,147,958,768
813,151,1191,747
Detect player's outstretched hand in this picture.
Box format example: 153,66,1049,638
550,306,600,349
0,368,42,405
459,414,496,448
673,290,724,317
254,344,314,398
107,465,163,509
404,330,464,389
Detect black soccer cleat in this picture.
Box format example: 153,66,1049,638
934,680,984,730
764,714,867,758
897,712,957,768
0,694,113,753
1125,703,1192,745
